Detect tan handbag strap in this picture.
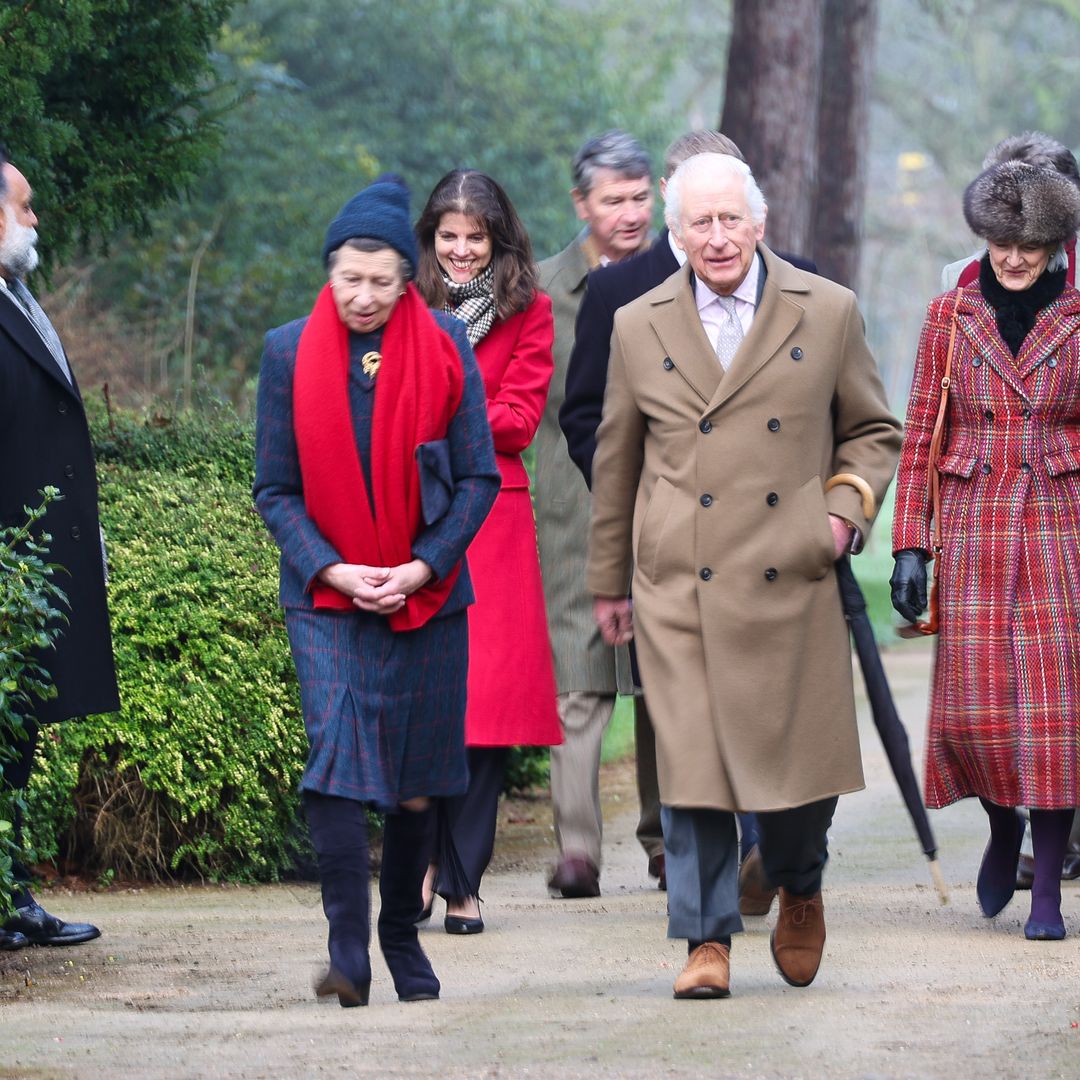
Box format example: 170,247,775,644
925,291,962,553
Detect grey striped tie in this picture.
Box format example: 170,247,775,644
11,279,73,384
714,294,743,371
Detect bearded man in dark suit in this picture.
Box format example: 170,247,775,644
0,143,119,951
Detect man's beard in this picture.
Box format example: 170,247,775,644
0,207,39,279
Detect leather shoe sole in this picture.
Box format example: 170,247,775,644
314,966,371,1007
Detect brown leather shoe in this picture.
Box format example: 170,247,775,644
738,846,778,916
547,854,600,898
673,942,731,999
770,889,825,987
647,852,667,891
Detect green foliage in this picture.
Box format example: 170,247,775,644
79,0,680,401
0,0,235,267
0,491,67,915
25,406,310,881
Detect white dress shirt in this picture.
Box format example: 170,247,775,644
693,252,761,355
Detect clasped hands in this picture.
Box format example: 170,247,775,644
318,559,433,615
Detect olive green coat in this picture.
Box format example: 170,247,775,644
587,248,902,810
535,234,621,694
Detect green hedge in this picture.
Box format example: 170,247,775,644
26,405,310,881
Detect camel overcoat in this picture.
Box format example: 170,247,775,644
587,247,902,811
894,282,1080,810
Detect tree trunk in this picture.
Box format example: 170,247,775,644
810,0,879,288
720,0,825,257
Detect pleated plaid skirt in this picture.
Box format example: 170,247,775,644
285,607,469,810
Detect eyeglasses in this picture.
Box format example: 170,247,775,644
685,213,748,236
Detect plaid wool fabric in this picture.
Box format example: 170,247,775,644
894,282,1080,809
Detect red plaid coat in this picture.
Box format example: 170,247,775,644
894,282,1080,809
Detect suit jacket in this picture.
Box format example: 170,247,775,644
586,247,901,811
0,286,119,724
534,234,621,694
561,229,818,485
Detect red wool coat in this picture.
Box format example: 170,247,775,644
894,282,1080,809
464,291,562,747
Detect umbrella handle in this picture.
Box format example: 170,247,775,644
824,473,876,520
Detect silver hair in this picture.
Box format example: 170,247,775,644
571,130,652,196
664,153,767,237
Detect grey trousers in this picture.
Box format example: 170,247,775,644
662,796,838,941
632,695,664,860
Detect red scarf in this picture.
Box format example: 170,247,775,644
293,282,464,631
957,235,1076,288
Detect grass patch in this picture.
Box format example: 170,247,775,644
600,696,636,764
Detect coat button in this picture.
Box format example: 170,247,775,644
663,357,674,370
767,418,781,432
700,494,713,507
972,356,982,367
1020,462,1032,473
1048,357,1058,368
766,492,779,506
983,409,994,421
981,463,992,474
70,525,81,540
700,567,713,581
1022,407,1032,419
764,567,778,581
699,419,712,433
57,400,68,413
64,464,75,478
790,346,803,360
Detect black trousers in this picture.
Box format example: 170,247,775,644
434,746,510,899
2,718,39,906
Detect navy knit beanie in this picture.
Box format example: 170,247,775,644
322,172,418,274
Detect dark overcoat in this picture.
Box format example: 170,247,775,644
0,286,119,724
894,282,1080,810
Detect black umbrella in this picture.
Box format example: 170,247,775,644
835,556,949,903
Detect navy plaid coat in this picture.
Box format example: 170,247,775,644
253,310,499,806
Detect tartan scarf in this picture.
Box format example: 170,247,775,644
293,282,464,631
442,264,496,346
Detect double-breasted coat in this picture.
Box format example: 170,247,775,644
587,247,901,811
894,282,1080,810
0,286,119,725
464,292,561,746
535,235,624,695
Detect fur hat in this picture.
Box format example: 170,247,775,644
963,160,1080,246
323,172,417,272
982,131,1080,189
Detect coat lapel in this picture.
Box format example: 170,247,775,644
647,266,721,406
1015,291,1080,380
706,246,809,415
0,286,79,397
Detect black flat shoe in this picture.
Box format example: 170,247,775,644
315,966,371,1007
4,901,100,946
415,898,434,926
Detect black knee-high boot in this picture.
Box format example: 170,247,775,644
379,806,440,1001
1027,808,1074,940
303,791,372,1007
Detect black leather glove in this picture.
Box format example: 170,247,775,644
890,548,930,623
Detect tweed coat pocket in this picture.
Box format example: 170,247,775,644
1043,443,1080,477
937,450,978,478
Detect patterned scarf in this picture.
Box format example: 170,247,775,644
442,264,496,346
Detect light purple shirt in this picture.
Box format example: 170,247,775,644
693,252,761,354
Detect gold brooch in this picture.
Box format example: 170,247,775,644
361,351,382,378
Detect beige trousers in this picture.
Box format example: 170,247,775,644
550,692,664,867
